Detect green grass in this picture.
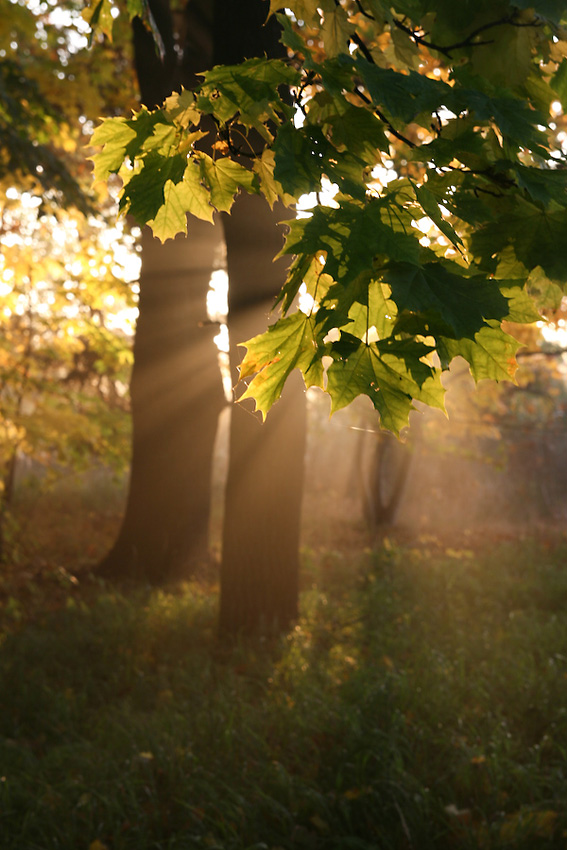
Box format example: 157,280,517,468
2,539,567,849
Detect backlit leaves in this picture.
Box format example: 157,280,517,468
440,326,522,382
91,118,137,182
200,157,258,213
87,0,567,431
239,312,324,418
326,340,445,433
384,263,510,338
146,166,212,241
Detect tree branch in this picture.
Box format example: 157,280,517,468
392,13,541,60
354,0,375,21
354,85,417,148
348,33,417,147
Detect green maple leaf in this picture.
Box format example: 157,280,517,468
274,123,333,196
324,103,390,161
318,270,376,333
146,161,214,241
320,5,354,57
472,200,567,281
197,59,298,138
346,281,397,340
355,58,453,125
275,117,372,200
275,254,333,315
376,338,446,412
141,122,177,154
326,341,439,433
527,266,564,311
498,282,541,324
326,344,388,415
200,156,258,213
283,201,420,288
123,109,170,160
326,335,444,432
384,263,510,339
182,160,216,223
275,254,314,314
440,325,521,382
147,179,190,241
471,21,535,88
238,312,324,418
412,122,492,170
480,95,545,154
90,117,136,149
91,110,168,182
164,89,201,129
412,182,463,249
120,152,186,222
512,164,567,208
390,22,422,71
90,119,137,181
253,149,283,209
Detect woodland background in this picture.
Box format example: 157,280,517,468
3,0,567,847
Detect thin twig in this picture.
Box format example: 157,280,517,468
355,86,417,147
392,13,541,59
354,0,375,20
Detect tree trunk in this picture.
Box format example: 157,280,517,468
0,448,18,565
99,226,226,582
100,0,222,582
219,369,306,635
100,0,307,633
219,194,306,636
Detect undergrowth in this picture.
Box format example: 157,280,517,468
1,538,567,849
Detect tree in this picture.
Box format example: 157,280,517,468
0,0,137,208
0,0,139,562
96,0,307,639
0,191,136,561
89,0,567,630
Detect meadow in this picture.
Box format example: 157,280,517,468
1,499,567,849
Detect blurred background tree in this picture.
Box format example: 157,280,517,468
0,0,139,564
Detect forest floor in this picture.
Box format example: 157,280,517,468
2,480,567,849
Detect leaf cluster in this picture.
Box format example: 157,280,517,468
89,0,567,432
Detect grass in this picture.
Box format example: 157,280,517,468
1,535,567,849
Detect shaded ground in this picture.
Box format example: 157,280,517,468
2,535,567,849
2,418,567,848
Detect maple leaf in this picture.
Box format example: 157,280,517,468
200,156,258,213
239,313,324,418
440,325,522,382
327,338,444,433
